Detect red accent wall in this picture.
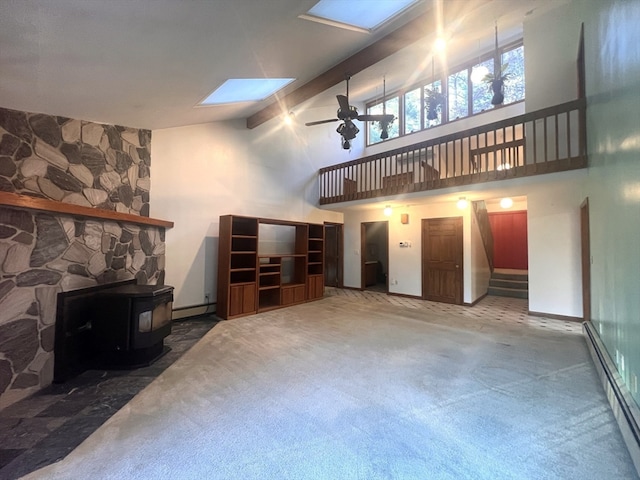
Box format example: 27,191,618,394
489,211,528,269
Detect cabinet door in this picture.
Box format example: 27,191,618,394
281,287,294,305
307,275,324,300
293,285,306,303
229,284,256,316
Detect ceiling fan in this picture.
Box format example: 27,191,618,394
305,75,395,150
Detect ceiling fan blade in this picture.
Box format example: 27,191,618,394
336,94,350,112
356,114,395,122
305,118,339,126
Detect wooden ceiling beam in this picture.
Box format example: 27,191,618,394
246,11,433,130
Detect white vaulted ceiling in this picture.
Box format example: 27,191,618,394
0,0,566,130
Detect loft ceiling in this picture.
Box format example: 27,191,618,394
0,0,565,131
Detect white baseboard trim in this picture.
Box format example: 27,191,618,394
583,321,640,475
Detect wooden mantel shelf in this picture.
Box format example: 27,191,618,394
0,191,174,229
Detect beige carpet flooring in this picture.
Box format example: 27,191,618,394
22,290,638,480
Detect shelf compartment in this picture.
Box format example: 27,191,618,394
231,217,258,237
231,252,257,269
232,236,257,252
259,272,281,288
308,224,324,240
230,270,256,284
308,252,323,264
259,288,280,309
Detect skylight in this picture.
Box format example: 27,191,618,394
199,78,296,106
301,0,419,32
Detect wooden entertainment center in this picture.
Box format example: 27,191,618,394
216,215,325,320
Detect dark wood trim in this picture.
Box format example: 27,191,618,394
0,191,174,228
387,291,422,300
528,310,583,323
464,292,488,307
246,10,435,129
580,198,591,322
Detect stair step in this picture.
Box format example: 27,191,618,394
492,272,528,281
488,286,529,299
489,278,528,290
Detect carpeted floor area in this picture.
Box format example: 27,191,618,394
18,291,640,479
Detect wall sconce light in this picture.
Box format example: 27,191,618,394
401,213,409,224
456,197,468,209
500,197,514,209
384,205,392,216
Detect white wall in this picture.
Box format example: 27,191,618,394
150,118,342,309
527,174,585,317
523,2,582,111
342,202,481,302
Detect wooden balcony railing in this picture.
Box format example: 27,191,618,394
318,98,587,205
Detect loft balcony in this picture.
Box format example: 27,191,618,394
318,98,587,205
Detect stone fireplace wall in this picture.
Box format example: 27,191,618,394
0,106,150,215
0,107,164,409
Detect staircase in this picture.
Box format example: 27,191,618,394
488,268,528,299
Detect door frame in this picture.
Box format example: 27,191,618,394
360,221,389,291
323,222,344,288
421,216,464,304
580,198,591,322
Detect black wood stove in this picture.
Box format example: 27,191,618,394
54,281,174,382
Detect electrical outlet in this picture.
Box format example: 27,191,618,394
205,294,210,304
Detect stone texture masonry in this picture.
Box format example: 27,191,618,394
0,107,165,409
0,106,151,216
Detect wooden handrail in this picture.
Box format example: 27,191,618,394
318,98,587,205
0,191,174,228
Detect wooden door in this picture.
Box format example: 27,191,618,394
422,217,463,304
324,224,343,287
581,198,590,322
488,211,528,270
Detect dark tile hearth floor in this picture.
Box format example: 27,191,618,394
0,316,217,480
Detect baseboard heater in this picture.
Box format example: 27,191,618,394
583,321,640,474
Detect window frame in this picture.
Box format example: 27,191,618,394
366,40,524,146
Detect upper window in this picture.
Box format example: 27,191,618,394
366,42,525,145
367,97,399,143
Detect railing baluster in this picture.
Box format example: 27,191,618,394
566,108,571,160
555,113,559,162
543,117,548,163
533,119,538,167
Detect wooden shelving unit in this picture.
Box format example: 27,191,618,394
307,223,325,300
217,215,325,319
217,216,258,319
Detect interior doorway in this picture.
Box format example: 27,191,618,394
324,223,343,288
422,217,463,304
361,221,389,292
488,210,528,270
